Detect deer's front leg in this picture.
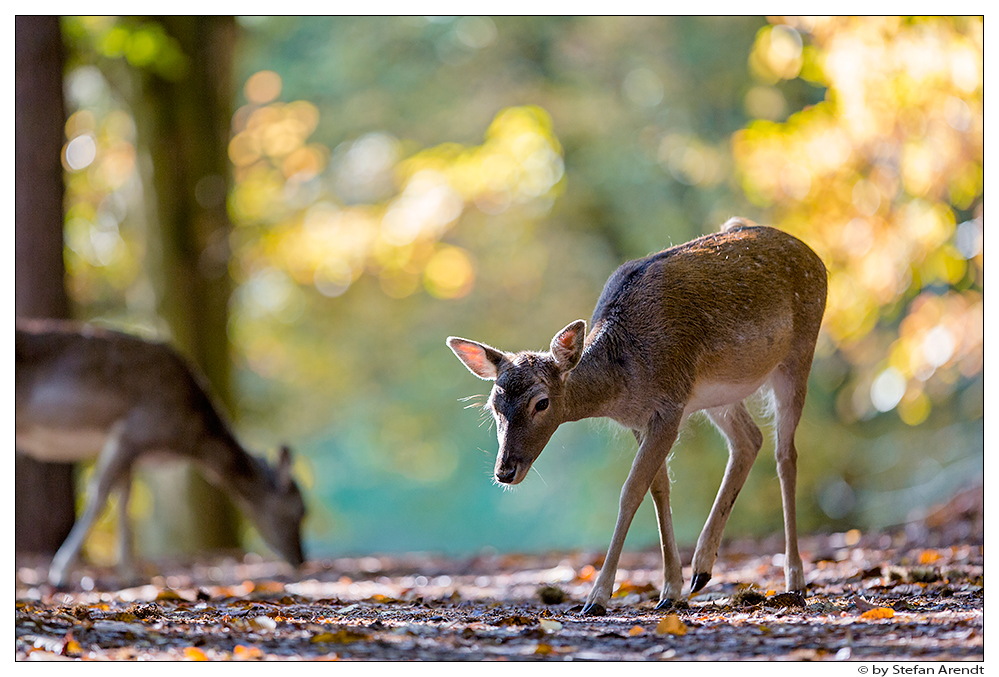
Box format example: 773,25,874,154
649,461,684,609
582,411,681,616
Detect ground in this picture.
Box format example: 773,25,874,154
15,487,983,661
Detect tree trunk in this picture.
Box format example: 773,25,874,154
14,15,77,555
132,16,242,555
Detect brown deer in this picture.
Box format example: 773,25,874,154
15,318,307,587
447,218,827,615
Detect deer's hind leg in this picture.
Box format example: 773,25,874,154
770,355,813,595
690,401,763,593
114,465,136,581
48,419,133,588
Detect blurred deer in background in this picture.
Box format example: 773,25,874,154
448,218,827,615
15,319,307,587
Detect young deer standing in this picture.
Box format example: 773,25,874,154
15,318,307,587
448,218,827,615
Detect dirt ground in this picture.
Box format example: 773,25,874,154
15,487,983,661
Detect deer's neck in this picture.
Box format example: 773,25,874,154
192,414,267,504
563,332,628,422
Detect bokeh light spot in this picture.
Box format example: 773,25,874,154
65,135,97,171
871,367,906,413
424,246,475,299
245,70,283,105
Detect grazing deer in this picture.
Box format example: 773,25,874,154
447,218,827,615
15,318,307,587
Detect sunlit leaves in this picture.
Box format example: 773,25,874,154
60,80,143,308
229,83,563,312
733,16,983,425
749,24,804,83
399,105,564,215
64,17,187,80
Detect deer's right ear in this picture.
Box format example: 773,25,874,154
446,337,509,380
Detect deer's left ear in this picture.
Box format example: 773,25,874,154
551,320,586,373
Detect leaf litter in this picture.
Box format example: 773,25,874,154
15,487,982,661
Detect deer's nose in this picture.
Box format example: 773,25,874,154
496,467,517,484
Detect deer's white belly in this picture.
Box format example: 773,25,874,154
685,375,769,415
16,425,109,463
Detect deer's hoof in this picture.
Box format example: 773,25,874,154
655,598,676,611
581,602,607,616
690,572,711,593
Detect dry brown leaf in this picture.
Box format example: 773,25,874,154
156,589,185,602
655,614,688,636
311,629,368,644
628,625,646,636
614,581,657,597
860,607,895,620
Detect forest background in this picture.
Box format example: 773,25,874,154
15,16,984,568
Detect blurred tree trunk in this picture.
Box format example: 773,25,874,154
14,15,77,555
131,16,241,556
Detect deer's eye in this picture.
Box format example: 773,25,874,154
534,397,549,413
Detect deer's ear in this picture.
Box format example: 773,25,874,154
277,445,294,492
551,320,586,372
447,337,510,380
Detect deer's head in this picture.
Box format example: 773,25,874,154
245,445,307,566
447,320,586,485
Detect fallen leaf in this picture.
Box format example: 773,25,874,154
233,644,264,660
183,646,208,661
156,589,185,602
655,614,688,636
628,625,646,636
535,643,554,655
61,632,82,658
311,629,368,644
613,581,657,597
919,549,943,565
860,607,895,620
370,594,400,604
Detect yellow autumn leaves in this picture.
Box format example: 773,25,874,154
229,70,564,304
734,17,983,425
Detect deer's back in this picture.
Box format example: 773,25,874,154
15,319,222,461
590,225,827,403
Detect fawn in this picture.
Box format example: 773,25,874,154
15,318,307,587
447,218,827,614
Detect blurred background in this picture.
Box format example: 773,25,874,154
15,16,983,566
